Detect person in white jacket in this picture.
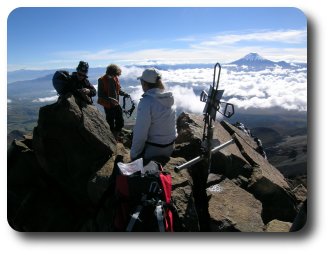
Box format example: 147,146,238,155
130,68,177,162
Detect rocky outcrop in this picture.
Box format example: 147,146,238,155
163,157,199,232
32,94,116,206
207,177,264,232
8,136,92,231
174,113,302,226
7,102,306,232
8,94,117,231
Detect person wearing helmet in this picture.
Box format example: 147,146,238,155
130,68,177,163
97,64,129,133
70,61,96,104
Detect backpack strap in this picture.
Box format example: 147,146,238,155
159,172,174,231
126,204,144,232
155,202,165,232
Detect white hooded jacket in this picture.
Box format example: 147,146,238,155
130,88,177,160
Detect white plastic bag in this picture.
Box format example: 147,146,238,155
117,158,143,175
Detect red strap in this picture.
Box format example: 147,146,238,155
159,173,172,204
160,173,174,232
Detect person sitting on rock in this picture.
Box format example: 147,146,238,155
70,61,96,104
130,68,177,164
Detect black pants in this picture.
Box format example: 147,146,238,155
104,105,124,132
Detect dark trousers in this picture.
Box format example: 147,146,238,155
104,105,124,132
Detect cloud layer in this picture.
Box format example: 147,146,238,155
125,65,307,113
30,64,307,115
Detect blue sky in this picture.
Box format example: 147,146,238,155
7,7,307,71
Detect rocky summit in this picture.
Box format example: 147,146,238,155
7,94,307,232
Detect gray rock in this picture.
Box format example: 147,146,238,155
33,94,116,206
163,157,200,231
234,132,298,222
175,113,251,178
174,112,299,227
292,184,307,204
264,220,292,232
207,178,264,232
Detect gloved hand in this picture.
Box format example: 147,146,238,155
81,88,90,95
77,89,92,104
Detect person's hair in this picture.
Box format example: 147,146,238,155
106,64,122,76
142,76,165,90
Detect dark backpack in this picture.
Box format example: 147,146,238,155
52,70,72,96
113,162,175,232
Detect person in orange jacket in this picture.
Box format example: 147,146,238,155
97,64,129,133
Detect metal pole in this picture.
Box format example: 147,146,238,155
174,138,234,172
210,138,235,154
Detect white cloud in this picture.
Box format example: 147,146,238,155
126,82,205,114
170,86,205,114
196,29,307,48
44,30,306,70
121,66,145,80
223,67,307,111
33,95,58,103
162,68,214,84
120,64,306,113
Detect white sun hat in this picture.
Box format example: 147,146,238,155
137,68,162,83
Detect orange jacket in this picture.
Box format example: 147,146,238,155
97,75,121,109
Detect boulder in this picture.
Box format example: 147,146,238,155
207,177,264,232
7,138,46,230
264,220,292,232
221,121,259,151
292,184,307,204
175,113,251,178
33,94,117,206
163,157,199,231
88,143,131,205
234,132,298,222
8,136,90,231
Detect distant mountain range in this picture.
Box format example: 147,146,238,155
7,68,106,84
129,53,306,72
7,53,306,83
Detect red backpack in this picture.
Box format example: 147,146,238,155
113,162,174,232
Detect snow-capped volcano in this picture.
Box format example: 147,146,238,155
228,52,300,70
240,53,266,61
230,53,275,67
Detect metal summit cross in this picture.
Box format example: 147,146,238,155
174,63,235,173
